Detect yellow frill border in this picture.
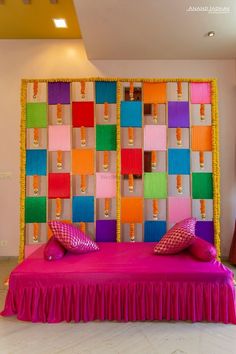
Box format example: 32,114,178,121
19,78,220,262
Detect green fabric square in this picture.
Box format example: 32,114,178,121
25,196,47,223
144,172,167,199
26,103,47,128
192,173,213,199
96,125,117,151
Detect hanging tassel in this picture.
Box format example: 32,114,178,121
56,198,62,219
151,150,157,169
153,103,158,122
80,126,86,147
129,82,134,101
128,127,134,146
33,175,39,195
79,222,86,233
80,175,87,193
104,198,110,218
33,80,38,99
177,82,182,100
80,81,86,98
200,199,206,219
176,128,182,146
103,151,109,171
104,102,109,120
33,128,39,147
200,104,205,121
176,175,182,194
128,174,134,192
153,199,158,220
199,151,204,169
57,103,62,124
57,150,63,169
129,223,135,242
33,223,39,242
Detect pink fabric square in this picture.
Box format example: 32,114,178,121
190,83,211,104
24,244,42,258
48,125,71,151
49,221,99,254
188,237,217,261
144,125,167,151
154,217,196,255
168,197,192,223
96,173,116,198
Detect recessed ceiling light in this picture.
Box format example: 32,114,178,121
53,18,67,28
208,31,215,37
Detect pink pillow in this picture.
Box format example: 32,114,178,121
44,236,66,261
48,221,99,254
154,217,196,255
188,237,217,261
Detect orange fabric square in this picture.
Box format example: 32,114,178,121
72,149,94,175
48,219,71,239
143,83,167,103
121,197,143,223
192,126,212,151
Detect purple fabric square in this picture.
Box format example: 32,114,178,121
168,101,190,128
96,220,117,242
48,82,70,105
195,221,214,245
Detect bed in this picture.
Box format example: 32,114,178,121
1,242,236,324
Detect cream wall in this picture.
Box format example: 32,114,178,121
0,39,235,257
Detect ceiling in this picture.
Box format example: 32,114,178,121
0,0,81,39
0,0,236,59
74,0,236,59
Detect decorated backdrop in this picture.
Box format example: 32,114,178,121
20,78,220,261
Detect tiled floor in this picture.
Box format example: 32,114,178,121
0,258,236,354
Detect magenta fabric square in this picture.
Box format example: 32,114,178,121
168,197,192,223
96,220,117,242
48,82,70,105
190,83,211,104
168,102,190,128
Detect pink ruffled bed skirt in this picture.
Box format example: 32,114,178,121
2,280,236,323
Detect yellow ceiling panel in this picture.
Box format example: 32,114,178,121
0,0,81,39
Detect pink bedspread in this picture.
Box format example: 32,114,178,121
1,243,236,323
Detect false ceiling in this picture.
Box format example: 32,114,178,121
0,0,81,39
74,0,236,59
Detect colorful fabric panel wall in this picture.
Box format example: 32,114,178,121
20,78,220,260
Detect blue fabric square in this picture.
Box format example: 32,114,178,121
95,81,117,104
26,149,47,176
168,149,190,175
72,196,94,222
144,221,167,242
120,101,142,127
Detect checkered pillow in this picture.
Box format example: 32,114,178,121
154,217,196,255
48,221,99,254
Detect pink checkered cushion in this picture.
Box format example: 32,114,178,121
154,217,196,255
48,221,99,254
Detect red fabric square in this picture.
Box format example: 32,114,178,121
121,148,142,174
72,102,94,127
48,173,71,199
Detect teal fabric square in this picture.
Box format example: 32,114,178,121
95,81,117,104
120,101,142,127
144,221,167,242
72,196,94,222
26,149,47,176
168,149,190,175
